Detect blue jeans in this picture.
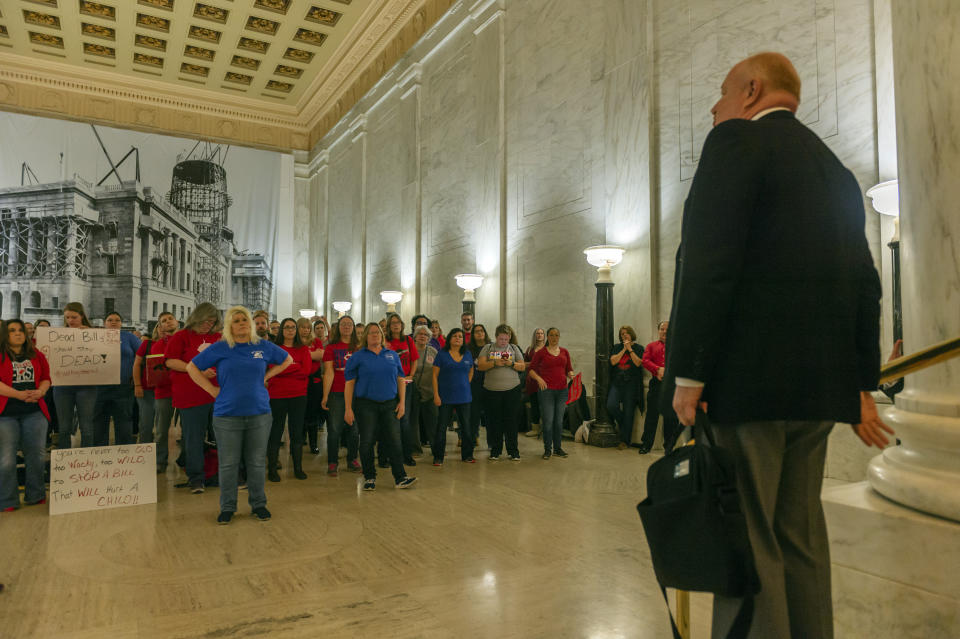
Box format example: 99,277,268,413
538,388,568,453
436,403,472,461
0,411,48,508
325,393,358,466
355,397,406,482
212,413,271,513
136,389,156,444
94,383,135,446
607,379,639,445
153,397,174,467
53,385,98,448
179,403,213,483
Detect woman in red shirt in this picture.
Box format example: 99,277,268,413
267,318,312,481
164,303,222,493
0,320,52,511
527,327,575,459
385,314,419,465
321,315,361,476
132,311,178,471
300,317,326,455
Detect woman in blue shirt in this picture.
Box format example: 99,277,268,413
187,305,293,525
93,311,142,446
431,328,474,466
344,323,417,491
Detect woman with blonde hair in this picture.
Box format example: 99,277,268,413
165,302,221,493
189,306,292,524
52,302,97,448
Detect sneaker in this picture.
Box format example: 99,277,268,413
348,460,362,473
637,445,651,455
509,455,521,462
24,497,47,506
363,479,376,491
432,460,443,467
554,449,569,458
217,511,233,525
404,458,417,466
463,457,477,464
190,480,204,494
310,447,320,455
395,477,417,489
2,506,16,512
238,482,248,491
327,463,339,477
252,507,271,521
542,452,551,460
488,454,501,461
294,469,307,480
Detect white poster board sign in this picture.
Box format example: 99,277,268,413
35,327,121,386
49,444,157,515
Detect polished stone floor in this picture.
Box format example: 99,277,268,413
0,429,712,638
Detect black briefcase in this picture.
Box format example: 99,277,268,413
636,412,759,638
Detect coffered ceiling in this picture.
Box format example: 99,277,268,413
0,0,455,151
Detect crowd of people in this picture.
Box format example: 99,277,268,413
0,303,678,524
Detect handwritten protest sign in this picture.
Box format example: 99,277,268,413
49,444,157,515
35,327,120,386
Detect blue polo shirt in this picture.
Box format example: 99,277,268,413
119,331,142,383
344,346,404,402
191,339,288,417
433,349,473,405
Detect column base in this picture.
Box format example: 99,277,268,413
587,421,619,447
823,482,960,638
867,403,960,522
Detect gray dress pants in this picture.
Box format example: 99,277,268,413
710,420,834,639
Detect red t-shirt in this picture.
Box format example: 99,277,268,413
165,329,221,409
150,336,173,399
530,347,573,390
642,340,666,375
322,341,354,393
268,344,311,399
304,340,324,375
386,336,418,376
136,339,154,389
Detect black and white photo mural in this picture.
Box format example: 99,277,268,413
0,111,287,328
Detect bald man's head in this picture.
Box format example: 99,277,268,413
711,52,801,126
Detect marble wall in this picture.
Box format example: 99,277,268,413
295,0,886,392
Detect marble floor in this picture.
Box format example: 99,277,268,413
0,431,713,638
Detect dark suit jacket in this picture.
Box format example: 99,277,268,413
664,110,881,425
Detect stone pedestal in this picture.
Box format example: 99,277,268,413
823,483,960,637
865,0,960,523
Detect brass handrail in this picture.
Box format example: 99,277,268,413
879,336,960,384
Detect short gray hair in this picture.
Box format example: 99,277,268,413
414,325,431,338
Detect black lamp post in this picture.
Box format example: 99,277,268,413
584,245,624,448
867,180,902,345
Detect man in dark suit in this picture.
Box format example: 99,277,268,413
665,52,894,639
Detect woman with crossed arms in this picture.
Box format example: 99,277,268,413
188,306,292,524
343,322,416,491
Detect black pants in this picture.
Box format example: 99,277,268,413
355,397,406,482
410,395,436,446
268,396,307,471
640,379,681,452
304,376,327,450
435,403,471,462
484,386,521,457
608,378,640,445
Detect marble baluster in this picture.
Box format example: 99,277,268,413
866,0,960,522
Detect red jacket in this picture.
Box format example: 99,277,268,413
642,340,666,375
0,351,52,421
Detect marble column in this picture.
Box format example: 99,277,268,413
398,64,423,312
866,0,960,523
